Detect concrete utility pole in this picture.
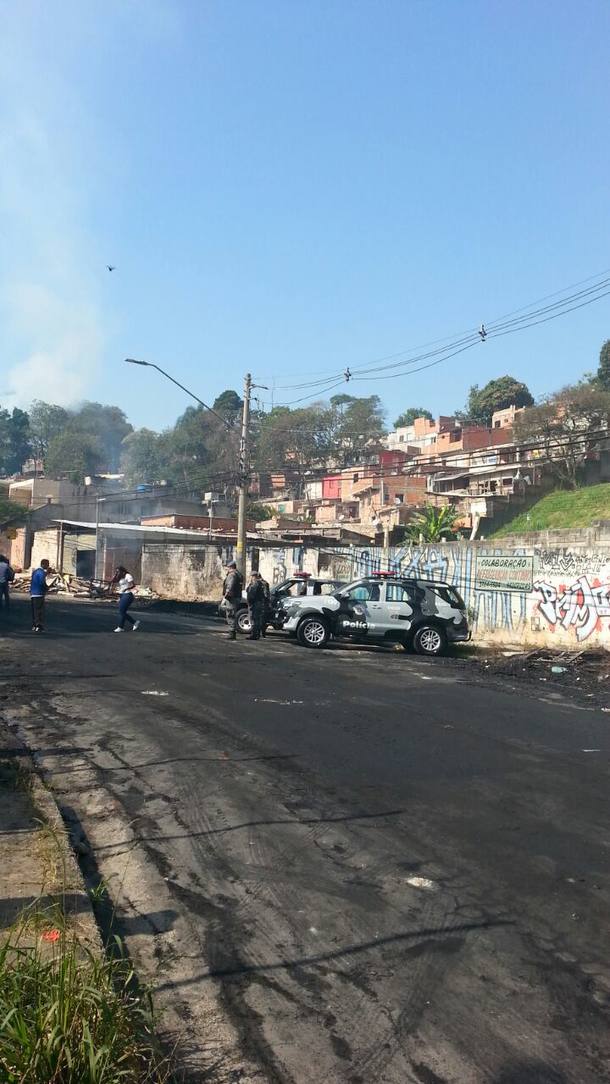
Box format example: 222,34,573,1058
124,359,264,578
236,372,252,575
94,497,105,581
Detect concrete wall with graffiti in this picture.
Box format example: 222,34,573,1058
296,526,610,650
142,525,610,650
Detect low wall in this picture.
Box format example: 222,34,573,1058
141,527,610,651
309,528,610,651
142,542,237,601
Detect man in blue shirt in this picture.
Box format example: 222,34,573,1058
0,556,14,611
30,559,50,631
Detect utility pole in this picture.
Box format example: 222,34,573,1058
236,373,252,575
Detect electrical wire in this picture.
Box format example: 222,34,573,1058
271,267,610,398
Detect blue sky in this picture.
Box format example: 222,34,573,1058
1,0,609,431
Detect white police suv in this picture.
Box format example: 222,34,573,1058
278,571,470,656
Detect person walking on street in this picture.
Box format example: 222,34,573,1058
113,567,140,632
0,555,14,611
30,559,50,631
246,572,266,641
223,560,243,640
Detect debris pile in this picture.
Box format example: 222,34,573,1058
9,572,159,603
467,646,610,707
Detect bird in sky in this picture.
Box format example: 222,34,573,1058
106,265,116,272
479,323,487,341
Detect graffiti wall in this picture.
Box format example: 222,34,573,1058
142,529,610,650
306,534,610,650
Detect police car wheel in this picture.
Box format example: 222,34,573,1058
413,624,447,657
296,616,329,648
236,609,252,634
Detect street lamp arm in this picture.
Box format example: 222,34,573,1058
124,359,231,430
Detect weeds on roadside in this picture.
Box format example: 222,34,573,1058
0,910,172,1083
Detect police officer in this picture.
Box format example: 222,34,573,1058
223,561,244,640
246,572,266,641
259,573,271,637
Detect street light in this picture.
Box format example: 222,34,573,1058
124,358,262,576
124,359,227,425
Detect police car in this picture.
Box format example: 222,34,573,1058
223,572,345,635
277,571,470,656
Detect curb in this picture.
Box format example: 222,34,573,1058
0,720,102,953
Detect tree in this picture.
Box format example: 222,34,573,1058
120,429,164,487
406,505,457,542
29,401,68,460
255,405,335,493
514,382,610,489
335,395,385,465
213,389,243,417
69,402,133,472
597,340,610,390
461,376,534,427
45,432,103,483
0,408,31,474
329,394,356,413
0,496,25,527
6,408,30,474
394,407,433,428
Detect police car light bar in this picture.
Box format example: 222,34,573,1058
294,571,311,579
371,570,394,578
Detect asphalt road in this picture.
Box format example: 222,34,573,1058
1,596,609,1084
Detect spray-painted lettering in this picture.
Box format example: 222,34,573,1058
534,576,610,641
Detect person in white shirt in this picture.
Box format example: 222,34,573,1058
113,566,140,633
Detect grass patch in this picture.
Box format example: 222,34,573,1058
0,907,172,1083
491,483,610,536
0,758,32,793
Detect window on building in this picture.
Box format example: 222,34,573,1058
353,473,359,483
494,420,501,428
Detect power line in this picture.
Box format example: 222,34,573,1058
271,268,610,402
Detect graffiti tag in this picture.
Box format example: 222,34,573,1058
536,549,608,577
534,576,610,641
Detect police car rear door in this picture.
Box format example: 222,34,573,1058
381,580,417,635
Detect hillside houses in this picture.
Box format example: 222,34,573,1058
253,406,546,540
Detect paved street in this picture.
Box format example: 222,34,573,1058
1,596,609,1084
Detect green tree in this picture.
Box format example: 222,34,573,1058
255,405,335,493
28,401,69,460
597,340,610,390
329,393,356,413
69,403,132,472
461,376,534,427
0,496,26,527
406,505,457,542
514,382,610,489
213,389,243,417
120,429,164,487
158,403,240,490
394,407,433,428
0,408,31,474
335,395,385,464
45,432,103,483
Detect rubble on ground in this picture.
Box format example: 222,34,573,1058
10,572,159,602
460,645,610,708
